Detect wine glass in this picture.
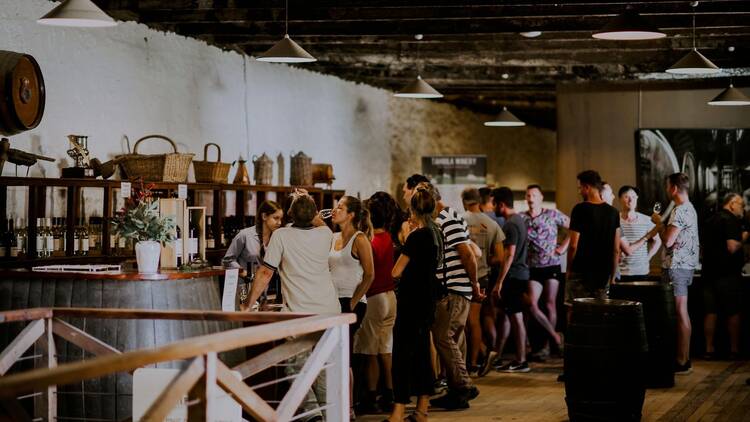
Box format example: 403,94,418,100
319,208,333,219
652,202,662,214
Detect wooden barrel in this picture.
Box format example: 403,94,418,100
0,275,243,421
312,163,335,185
0,51,45,135
565,298,648,422
609,281,676,388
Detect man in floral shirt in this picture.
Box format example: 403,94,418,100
522,185,569,358
652,173,699,375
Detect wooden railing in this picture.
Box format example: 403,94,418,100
0,308,355,422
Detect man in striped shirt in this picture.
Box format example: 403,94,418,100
415,181,481,410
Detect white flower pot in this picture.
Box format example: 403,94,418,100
135,241,161,274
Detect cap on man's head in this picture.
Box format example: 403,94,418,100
461,188,481,205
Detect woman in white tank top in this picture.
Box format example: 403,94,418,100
329,195,374,420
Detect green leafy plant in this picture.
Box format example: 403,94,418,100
112,180,175,244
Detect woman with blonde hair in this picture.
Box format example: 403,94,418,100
387,187,443,422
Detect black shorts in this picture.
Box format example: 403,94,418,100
703,275,742,315
529,265,562,283
499,278,528,314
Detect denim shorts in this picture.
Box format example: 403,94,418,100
662,268,694,297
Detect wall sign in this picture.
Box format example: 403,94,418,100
421,155,487,185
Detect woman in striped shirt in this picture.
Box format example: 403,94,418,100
617,186,661,281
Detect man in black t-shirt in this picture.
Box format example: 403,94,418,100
566,170,621,318
701,193,747,359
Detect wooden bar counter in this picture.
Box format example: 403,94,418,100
0,267,246,420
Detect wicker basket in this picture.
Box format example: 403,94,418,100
290,151,312,186
118,135,194,183
193,143,231,183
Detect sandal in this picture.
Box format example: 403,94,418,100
405,410,428,422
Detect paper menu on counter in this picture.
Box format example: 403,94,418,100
222,269,239,311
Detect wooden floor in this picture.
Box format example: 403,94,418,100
357,358,750,421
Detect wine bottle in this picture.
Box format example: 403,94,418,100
8,218,18,258
0,219,8,257
36,218,45,258
188,217,199,263
79,218,90,256
16,218,26,257
53,218,63,254
174,225,183,266
44,218,54,257
206,216,215,249
73,219,80,256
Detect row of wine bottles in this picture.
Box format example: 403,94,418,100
0,215,256,259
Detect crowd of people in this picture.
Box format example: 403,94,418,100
222,168,747,421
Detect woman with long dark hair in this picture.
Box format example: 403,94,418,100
223,200,283,273
387,188,443,422
355,192,399,413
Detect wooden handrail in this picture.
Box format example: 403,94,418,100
0,307,314,324
0,313,355,398
0,308,52,323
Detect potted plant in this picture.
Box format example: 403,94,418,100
112,181,175,274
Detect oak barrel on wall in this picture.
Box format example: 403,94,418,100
565,298,648,422
0,275,243,421
609,281,677,388
0,51,45,135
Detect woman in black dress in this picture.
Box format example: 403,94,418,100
386,188,443,422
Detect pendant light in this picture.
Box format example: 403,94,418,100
37,0,117,27
394,35,443,99
592,10,666,40
667,5,719,74
484,107,526,127
257,0,316,63
708,84,750,106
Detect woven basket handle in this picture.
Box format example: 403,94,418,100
133,135,178,154
203,142,221,162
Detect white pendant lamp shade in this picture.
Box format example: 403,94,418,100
37,0,117,27
592,10,666,40
667,49,720,74
394,75,443,99
708,84,750,106
484,107,526,127
256,34,316,63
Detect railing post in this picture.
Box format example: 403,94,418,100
188,352,217,421
326,324,349,422
34,318,56,422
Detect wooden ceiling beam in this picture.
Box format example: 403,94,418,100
101,1,750,22
148,14,750,38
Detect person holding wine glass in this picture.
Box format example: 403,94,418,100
651,173,699,375
329,195,375,420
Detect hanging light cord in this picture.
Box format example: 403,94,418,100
285,0,289,35
692,13,696,50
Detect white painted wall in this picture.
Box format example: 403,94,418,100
0,0,392,207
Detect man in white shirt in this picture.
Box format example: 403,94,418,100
247,193,339,422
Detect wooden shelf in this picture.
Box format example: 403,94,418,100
0,175,345,269
0,176,336,193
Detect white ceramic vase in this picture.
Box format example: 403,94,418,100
135,240,161,274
